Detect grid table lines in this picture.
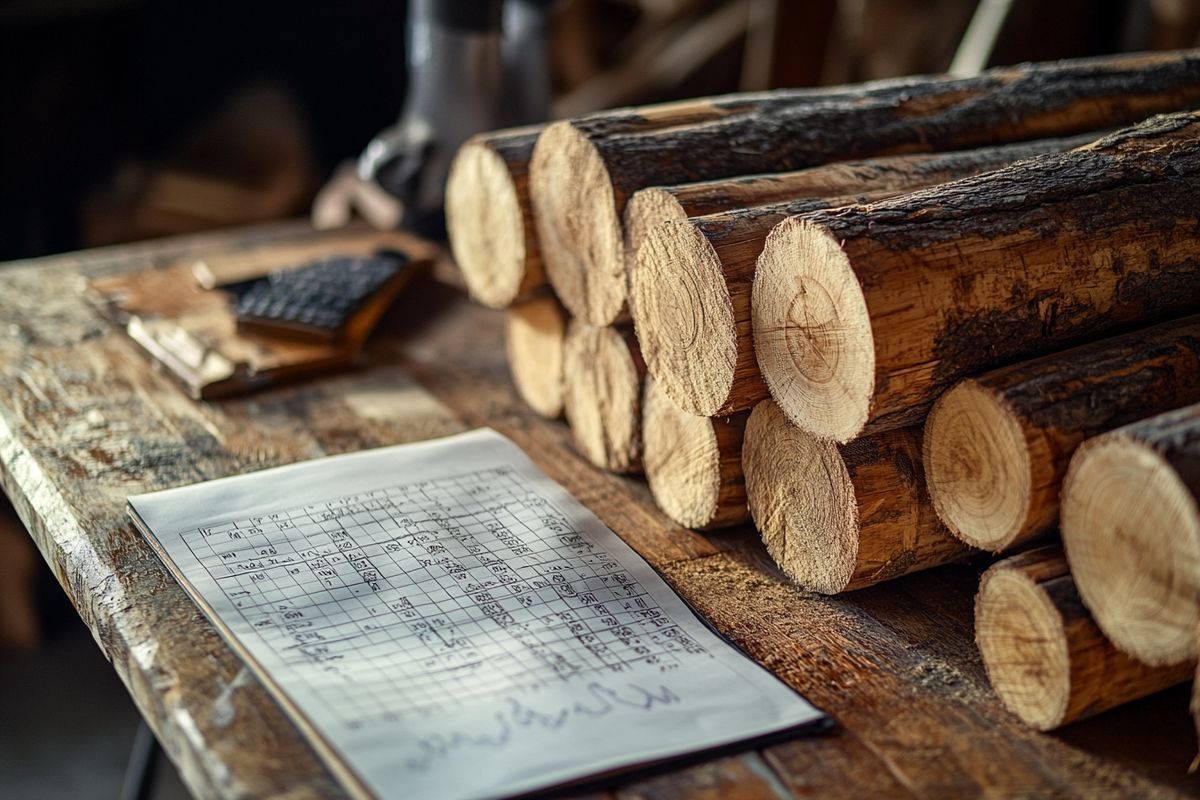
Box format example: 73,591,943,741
177,467,705,729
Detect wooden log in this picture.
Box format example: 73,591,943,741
445,125,545,308
631,135,1091,418
562,320,646,473
625,132,1096,295
925,316,1200,553
505,294,567,418
530,49,1200,325
754,111,1200,444
742,399,966,594
976,545,1191,731
1061,402,1200,666
642,378,749,530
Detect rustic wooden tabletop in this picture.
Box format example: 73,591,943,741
0,221,1194,799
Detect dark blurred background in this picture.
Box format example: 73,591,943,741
2,1,1200,797
3,0,1199,262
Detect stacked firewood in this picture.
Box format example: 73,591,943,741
446,49,1200,733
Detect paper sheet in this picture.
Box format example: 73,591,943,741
129,429,824,800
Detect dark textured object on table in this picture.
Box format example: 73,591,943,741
234,251,412,343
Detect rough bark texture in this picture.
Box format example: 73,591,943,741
4,223,1199,799
623,132,1096,276
1062,402,1200,667
591,51,1200,205
976,546,1191,731
839,425,969,590
532,49,1200,325
632,135,1090,419
926,315,1200,552
756,111,1200,442
446,125,545,308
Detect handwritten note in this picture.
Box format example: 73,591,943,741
129,429,824,800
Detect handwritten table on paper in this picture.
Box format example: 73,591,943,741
129,430,824,800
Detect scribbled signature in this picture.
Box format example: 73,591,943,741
404,682,681,771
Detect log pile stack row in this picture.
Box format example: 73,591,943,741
446,49,1200,733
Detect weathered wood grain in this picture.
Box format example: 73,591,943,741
0,223,1195,799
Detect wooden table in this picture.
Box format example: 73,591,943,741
1,222,1195,799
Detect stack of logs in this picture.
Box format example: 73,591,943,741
446,50,1200,735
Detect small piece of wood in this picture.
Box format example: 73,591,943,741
631,135,1089,418
531,50,1200,325
742,399,965,594
446,125,545,309
505,294,567,418
562,321,646,473
976,545,1191,731
1062,402,1200,667
642,378,749,530
925,316,1200,553
754,111,1200,443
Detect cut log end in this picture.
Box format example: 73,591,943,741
977,547,1193,731
743,400,858,593
632,220,737,417
643,379,747,529
624,188,689,286
976,567,1072,730
753,218,874,443
530,122,626,326
924,380,1033,551
506,296,567,418
562,321,644,473
1062,435,1200,666
446,141,528,308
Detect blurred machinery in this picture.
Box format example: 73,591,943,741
342,0,557,236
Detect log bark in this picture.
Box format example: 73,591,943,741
976,545,1191,731
925,315,1200,553
530,49,1200,325
505,293,567,418
631,135,1091,418
446,125,545,308
754,111,1200,443
742,400,965,594
625,132,1095,292
1061,402,1200,666
642,378,749,530
562,320,646,473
